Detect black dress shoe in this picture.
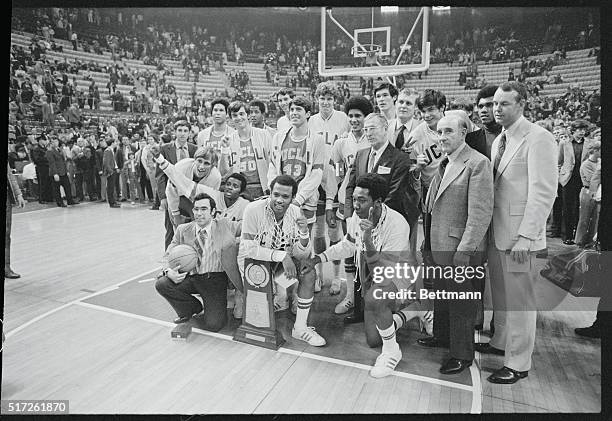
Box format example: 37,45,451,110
575,325,600,338
475,342,505,355
150,205,160,210
5,269,21,279
59,203,68,207
173,315,192,324
487,366,528,384
344,312,364,324
110,203,121,208
563,239,576,245
440,358,472,375
417,336,449,348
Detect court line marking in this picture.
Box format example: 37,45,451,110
138,278,157,284
72,300,475,393
5,267,159,339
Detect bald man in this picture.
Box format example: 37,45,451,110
419,115,493,375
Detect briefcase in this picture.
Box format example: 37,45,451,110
540,245,602,297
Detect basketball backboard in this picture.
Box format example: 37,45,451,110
318,7,431,77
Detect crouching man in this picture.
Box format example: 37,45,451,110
155,192,242,332
303,174,414,377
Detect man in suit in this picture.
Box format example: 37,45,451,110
344,113,413,323
45,136,76,207
475,82,558,384
155,192,242,332
102,137,121,208
418,115,494,375
156,120,198,249
6,165,26,279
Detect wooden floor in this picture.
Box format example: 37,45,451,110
1,201,601,414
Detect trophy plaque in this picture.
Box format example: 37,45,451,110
233,259,285,350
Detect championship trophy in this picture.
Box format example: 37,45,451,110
233,258,284,349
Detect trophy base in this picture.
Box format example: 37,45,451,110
233,323,285,350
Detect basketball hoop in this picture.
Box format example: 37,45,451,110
352,43,382,65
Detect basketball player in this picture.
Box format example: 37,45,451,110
196,98,235,151
275,88,295,133
305,174,413,377
267,96,325,226
219,101,272,200
373,82,398,124
308,81,351,292
248,100,277,137
238,175,326,346
328,95,374,312
153,149,250,222
166,147,222,228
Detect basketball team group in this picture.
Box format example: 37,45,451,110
149,80,576,383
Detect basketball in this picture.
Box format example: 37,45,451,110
167,244,198,273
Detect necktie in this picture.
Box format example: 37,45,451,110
426,157,449,213
179,146,187,161
194,228,207,267
493,133,507,176
368,150,377,173
395,125,406,149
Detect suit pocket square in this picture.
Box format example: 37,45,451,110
377,166,391,174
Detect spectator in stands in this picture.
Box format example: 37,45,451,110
558,119,591,245
64,102,82,128
46,136,77,207
574,139,600,247
32,134,53,204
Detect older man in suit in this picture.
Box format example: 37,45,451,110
418,115,494,375
344,113,415,323
476,82,558,384
155,192,242,332
156,120,198,249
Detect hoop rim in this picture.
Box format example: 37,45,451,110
351,43,382,57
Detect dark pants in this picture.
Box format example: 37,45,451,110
92,169,101,199
75,172,84,200
106,173,118,205
432,265,478,361
82,169,93,199
155,272,228,332
163,199,174,250
139,165,153,200
562,177,581,241
52,174,74,205
550,184,563,235
5,198,13,270
36,166,53,202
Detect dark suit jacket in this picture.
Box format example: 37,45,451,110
102,147,118,177
46,147,68,177
156,141,197,200
465,129,489,160
345,142,419,223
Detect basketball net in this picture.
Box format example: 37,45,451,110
254,199,301,253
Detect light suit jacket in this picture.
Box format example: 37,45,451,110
490,116,558,251
426,144,493,266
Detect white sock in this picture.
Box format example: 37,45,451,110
294,296,313,329
344,272,355,301
377,323,400,354
393,311,407,331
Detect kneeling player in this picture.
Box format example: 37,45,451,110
305,174,416,377
238,175,326,346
